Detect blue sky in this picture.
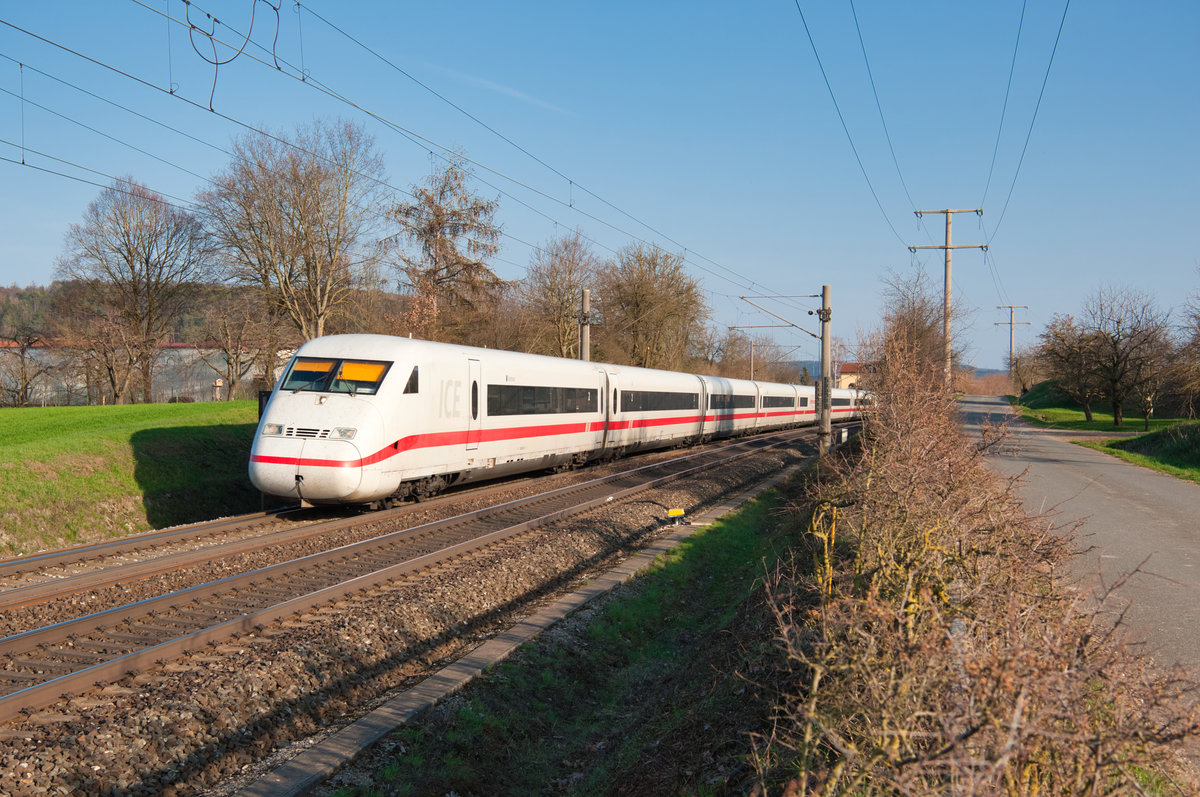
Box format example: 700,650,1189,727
1,1,1196,370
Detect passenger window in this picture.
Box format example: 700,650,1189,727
403,366,419,394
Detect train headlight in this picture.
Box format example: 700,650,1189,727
332,427,357,440
261,423,284,436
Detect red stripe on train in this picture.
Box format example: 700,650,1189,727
252,409,852,469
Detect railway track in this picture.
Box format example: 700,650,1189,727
0,467,565,595
0,429,814,726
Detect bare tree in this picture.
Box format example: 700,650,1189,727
55,179,208,403
1038,313,1100,422
1009,341,1043,395
391,153,501,342
594,243,708,369
0,325,53,407
0,289,55,406
879,266,966,380
1173,287,1200,417
194,288,279,400
517,230,598,357
1082,286,1171,427
199,120,389,342
53,299,140,405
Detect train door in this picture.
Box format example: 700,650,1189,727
467,358,481,451
695,375,708,440
604,370,620,449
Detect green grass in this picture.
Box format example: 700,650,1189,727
334,490,793,796
0,402,261,554
1078,423,1200,485
1010,382,1200,483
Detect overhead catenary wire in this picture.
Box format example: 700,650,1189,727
0,55,536,269
0,142,198,209
127,0,788,302
0,84,211,184
0,27,585,272
848,0,917,213
290,1,770,296
3,6,810,342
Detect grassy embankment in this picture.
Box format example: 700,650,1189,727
1010,381,1200,483
0,402,261,554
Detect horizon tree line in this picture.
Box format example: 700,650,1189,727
0,119,804,407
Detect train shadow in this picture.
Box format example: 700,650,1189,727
129,422,263,528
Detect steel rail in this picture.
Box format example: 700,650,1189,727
0,507,413,611
0,512,286,576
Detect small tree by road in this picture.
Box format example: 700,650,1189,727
1082,286,1171,427
1038,314,1101,422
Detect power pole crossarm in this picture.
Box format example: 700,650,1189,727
909,209,987,386
995,305,1030,375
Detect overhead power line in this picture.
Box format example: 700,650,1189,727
4,6,809,328
792,1,907,247
849,0,917,213
979,0,1028,210
291,2,772,296
986,0,1071,243
0,23,600,272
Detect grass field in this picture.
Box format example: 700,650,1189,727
1010,381,1179,434
1010,382,1200,482
0,402,262,554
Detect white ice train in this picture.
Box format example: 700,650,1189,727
249,334,864,507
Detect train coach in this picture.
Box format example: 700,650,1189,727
249,334,863,507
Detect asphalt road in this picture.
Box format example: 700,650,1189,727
960,395,1200,672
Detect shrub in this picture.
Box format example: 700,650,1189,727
755,342,1199,794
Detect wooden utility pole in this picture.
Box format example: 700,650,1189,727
909,209,987,386
995,305,1030,375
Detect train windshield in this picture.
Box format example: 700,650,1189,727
280,357,392,396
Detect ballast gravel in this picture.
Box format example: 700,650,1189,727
0,443,804,796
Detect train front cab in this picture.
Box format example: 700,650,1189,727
250,354,394,504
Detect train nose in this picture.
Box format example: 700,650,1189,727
249,438,364,502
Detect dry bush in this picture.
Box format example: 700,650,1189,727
754,340,1200,795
